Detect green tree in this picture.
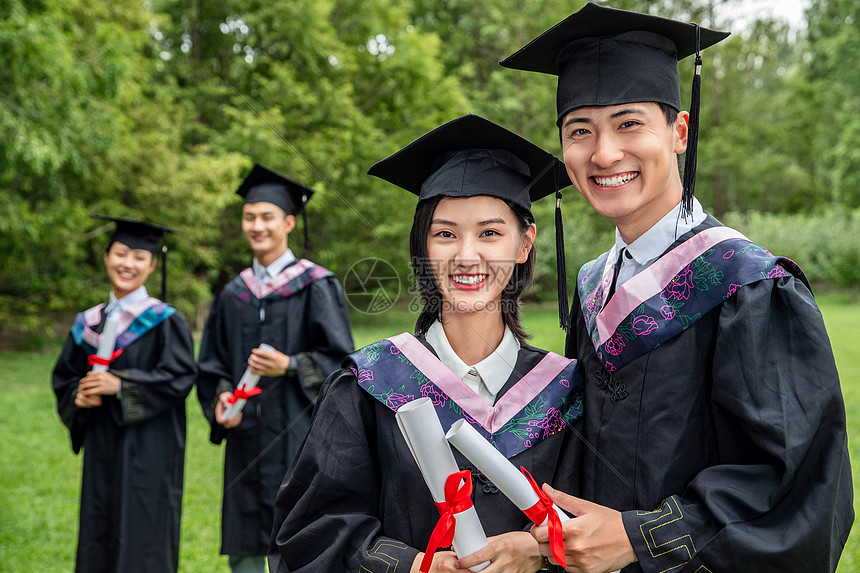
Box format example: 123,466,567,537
804,0,860,207
3,0,858,346
0,0,162,334
148,0,471,310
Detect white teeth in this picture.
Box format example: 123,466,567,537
451,274,486,285
594,173,637,187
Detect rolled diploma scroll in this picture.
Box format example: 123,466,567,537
223,343,275,420
445,419,569,525
395,398,489,571
448,423,621,573
91,313,120,373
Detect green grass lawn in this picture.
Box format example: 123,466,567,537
0,299,856,571
819,295,860,573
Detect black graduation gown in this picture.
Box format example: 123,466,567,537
196,262,354,556
52,309,196,573
269,341,576,573
566,219,854,573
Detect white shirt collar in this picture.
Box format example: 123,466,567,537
615,197,707,268
106,285,149,317
253,249,296,284
425,320,520,405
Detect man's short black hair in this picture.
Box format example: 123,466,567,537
658,102,678,125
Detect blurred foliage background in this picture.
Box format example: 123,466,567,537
1,0,858,346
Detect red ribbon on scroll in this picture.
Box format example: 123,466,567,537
521,466,567,568
88,349,124,367
420,469,474,573
227,385,263,404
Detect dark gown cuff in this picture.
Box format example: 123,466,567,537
62,386,79,425
64,387,86,454
621,497,698,573
293,352,325,398
216,378,233,396
208,378,234,444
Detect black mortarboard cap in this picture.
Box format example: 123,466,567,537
367,114,571,213
368,114,575,330
91,214,176,300
501,5,730,325
499,2,729,125
236,163,314,248
92,214,173,254
236,163,313,216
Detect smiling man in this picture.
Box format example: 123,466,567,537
196,164,354,573
502,3,853,572
560,103,689,243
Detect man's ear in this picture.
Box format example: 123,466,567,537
674,111,690,155
284,214,297,234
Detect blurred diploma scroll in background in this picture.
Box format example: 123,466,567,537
223,343,276,421
91,313,120,373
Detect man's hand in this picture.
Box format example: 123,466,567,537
247,347,290,377
531,484,636,573
215,391,243,428
78,371,120,397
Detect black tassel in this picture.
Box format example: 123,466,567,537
301,193,310,250
555,190,570,331
160,244,168,302
682,24,702,220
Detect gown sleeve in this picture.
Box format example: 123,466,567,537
51,334,92,454
290,277,355,401
621,277,854,573
195,291,237,444
268,366,420,573
112,313,196,425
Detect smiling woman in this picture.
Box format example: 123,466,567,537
427,194,532,313
103,242,157,299
50,215,196,573
413,194,535,346
268,114,583,573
